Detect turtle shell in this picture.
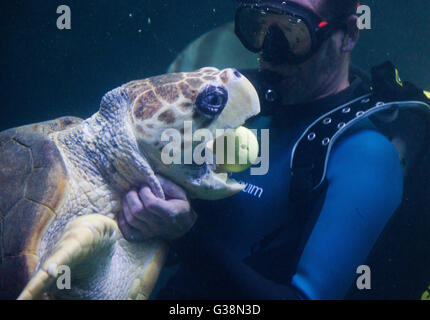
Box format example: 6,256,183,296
0,117,82,299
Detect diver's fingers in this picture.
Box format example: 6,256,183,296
156,174,187,200
125,190,145,218
163,200,197,238
139,186,189,218
139,186,195,240
124,189,163,227
160,198,196,230
124,189,168,236
122,198,150,232
116,207,146,242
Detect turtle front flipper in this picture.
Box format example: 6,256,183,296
18,214,167,300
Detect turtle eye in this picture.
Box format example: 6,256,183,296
196,85,228,118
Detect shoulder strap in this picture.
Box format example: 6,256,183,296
290,61,430,203
249,62,430,255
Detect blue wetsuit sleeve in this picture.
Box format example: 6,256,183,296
291,129,404,300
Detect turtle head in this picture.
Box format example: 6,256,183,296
123,68,260,200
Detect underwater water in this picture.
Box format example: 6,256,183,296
1,0,430,301
1,0,429,131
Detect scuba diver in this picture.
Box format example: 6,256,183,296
118,0,430,299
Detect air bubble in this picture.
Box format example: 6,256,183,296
265,89,277,102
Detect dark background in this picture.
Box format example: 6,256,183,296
0,0,429,131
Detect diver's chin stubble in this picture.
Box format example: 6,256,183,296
260,59,299,85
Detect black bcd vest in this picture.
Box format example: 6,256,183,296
242,61,430,299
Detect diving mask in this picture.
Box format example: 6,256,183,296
235,0,351,65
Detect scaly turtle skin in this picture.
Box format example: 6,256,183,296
0,68,260,300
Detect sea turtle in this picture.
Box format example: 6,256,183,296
0,67,260,300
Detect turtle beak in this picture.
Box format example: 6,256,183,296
184,69,260,200
186,169,245,200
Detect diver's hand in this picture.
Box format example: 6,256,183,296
118,175,197,242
